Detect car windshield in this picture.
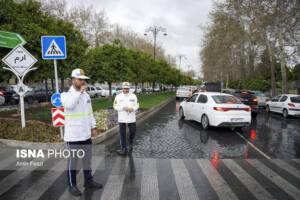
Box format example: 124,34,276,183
290,96,300,103
257,93,265,97
212,95,242,104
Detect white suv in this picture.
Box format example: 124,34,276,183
266,94,300,118
87,85,98,98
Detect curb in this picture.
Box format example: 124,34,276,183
0,96,175,149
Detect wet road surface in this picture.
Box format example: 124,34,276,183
0,99,300,199
103,100,300,159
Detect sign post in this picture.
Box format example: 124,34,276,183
1,44,37,128
0,31,26,48
41,36,67,139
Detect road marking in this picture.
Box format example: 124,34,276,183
171,159,199,200
197,159,239,200
18,159,67,200
247,159,300,199
141,159,159,200
223,159,274,200
58,156,104,200
0,157,48,196
100,157,129,200
235,131,271,159
292,159,300,165
271,159,300,179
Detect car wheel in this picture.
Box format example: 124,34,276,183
266,105,270,113
179,107,185,120
283,109,288,118
201,114,210,130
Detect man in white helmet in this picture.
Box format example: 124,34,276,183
113,82,139,155
61,68,102,196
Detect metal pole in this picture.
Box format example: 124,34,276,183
54,59,64,139
54,59,59,93
20,93,25,128
153,27,157,61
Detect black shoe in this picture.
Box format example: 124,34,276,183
69,186,82,196
84,180,103,189
127,144,133,153
116,148,127,155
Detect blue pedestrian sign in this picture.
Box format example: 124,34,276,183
51,93,62,107
221,81,224,86
41,36,66,59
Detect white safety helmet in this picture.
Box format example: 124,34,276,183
122,82,130,89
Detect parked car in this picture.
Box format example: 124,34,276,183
24,86,54,103
95,86,103,98
266,94,300,118
87,85,98,98
179,92,251,129
154,87,160,92
251,91,270,108
0,85,19,104
135,87,142,94
223,89,258,117
0,91,5,105
176,87,192,100
101,87,117,97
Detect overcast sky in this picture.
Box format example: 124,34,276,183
68,0,214,76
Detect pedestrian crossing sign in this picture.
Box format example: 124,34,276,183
41,36,67,59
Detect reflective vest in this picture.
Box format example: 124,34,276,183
113,92,139,123
61,86,96,142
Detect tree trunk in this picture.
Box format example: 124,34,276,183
279,26,287,94
51,78,55,93
248,47,255,78
152,82,155,92
45,79,49,102
108,82,112,102
265,32,276,97
61,77,64,92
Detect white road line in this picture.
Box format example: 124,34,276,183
100,157,129,200
292,159,300,165
235,131,271,159
247,159,300,199
223,159,274,200
196,159,239,200
18,159,67,200
0,157,48,196
58,156,104,200
271,159,300,179
141,159,159,200
171,159,199,200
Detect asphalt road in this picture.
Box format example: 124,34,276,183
0,99,299,199
103,99,300,159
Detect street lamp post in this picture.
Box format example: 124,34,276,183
144,26,167,61
144,26,167,91
176,54,187,72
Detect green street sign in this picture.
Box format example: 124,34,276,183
0,31,26,48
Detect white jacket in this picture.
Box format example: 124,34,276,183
113,92,139,123
61,86,96,142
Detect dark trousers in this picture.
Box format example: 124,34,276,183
119,123,136,149
66,138,92,187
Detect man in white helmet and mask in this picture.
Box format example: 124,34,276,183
61,68,102,196
113,82,139,155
